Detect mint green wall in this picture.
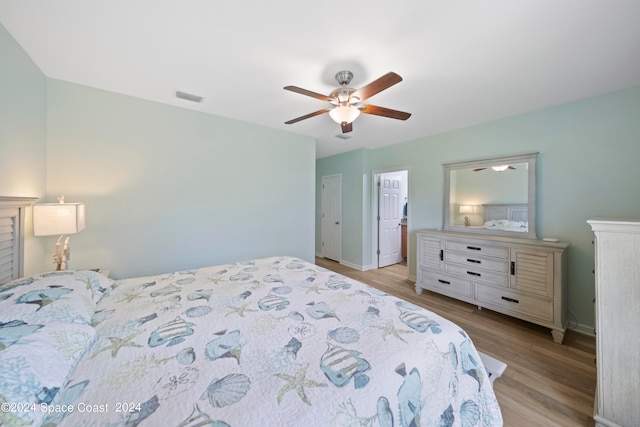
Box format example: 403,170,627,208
45,80,316,279
316,149,371,267
0,23,47,274
318,85,640,330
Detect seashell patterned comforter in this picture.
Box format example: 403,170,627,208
44,256,503,426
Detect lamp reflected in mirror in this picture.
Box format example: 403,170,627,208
459,205,477,227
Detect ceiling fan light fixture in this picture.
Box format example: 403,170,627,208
492,165,510,172
329,105,360,124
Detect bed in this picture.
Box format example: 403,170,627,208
0,203,502,427
481,203,528,232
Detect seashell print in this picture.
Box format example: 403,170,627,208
263,274,284,283
270,286,292,295
169,295,182,303
288,311,304,321
188,290,214,302
242,267,259,272
306,302,339,320
185,306,212,318
285,261,305,270
327,327,360,344
176,277,196,285
177,347,196,365
460,400,480,426
200,373,251,408
230,272,252,281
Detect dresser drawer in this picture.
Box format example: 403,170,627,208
475,283,553,322
420,270,473,297
445,262,509,287
446,251,509,274
446,240,509,259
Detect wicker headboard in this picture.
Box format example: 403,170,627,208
482,203,528,223
0,197,38,285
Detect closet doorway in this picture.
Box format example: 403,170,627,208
372,168,408,271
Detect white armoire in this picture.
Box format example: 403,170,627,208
588,218,640,427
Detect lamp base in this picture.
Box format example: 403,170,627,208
53,235,70,270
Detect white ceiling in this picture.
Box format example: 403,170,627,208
2,1,639,158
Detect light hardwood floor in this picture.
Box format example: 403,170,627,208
315,257,597,427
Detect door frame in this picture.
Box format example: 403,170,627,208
371,167,410,271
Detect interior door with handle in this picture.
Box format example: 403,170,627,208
321,174,342,262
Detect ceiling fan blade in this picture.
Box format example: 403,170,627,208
473,168,487,172
283,86,331,102
508,166,516,170
361,104,411,120
285,109,330,125
341,122,353,133
352,72,403,101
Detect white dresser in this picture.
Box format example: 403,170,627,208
416,229,568,343
588,218,640,427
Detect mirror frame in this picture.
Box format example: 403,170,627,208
443,152,538,239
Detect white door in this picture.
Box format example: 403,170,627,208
378,175,403,267
321,174,341,262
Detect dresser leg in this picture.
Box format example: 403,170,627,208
551,329,565,344
415,286,423,295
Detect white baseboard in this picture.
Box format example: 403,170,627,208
569,323,595,337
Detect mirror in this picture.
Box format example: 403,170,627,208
443,152,538,239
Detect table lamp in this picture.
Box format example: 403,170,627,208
33,196,86,270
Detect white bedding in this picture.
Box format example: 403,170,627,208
1,256,502,426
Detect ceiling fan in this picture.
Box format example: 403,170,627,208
473,165,516,172
284,70,411,133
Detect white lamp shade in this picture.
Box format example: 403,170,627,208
329,105,361,124
33,203,86,236
459,205,474,214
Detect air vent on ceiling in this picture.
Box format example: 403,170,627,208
335,133,352,140
175,90,204,103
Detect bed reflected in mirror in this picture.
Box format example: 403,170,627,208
443,152,538,239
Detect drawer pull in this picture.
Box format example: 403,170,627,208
467,246,481,251
501,296,519,304
467,271,481,277
439,249,444,261
467,258,481,264
438,279,451,285
510,261,515,275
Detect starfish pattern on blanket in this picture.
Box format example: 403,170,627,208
274,364,327,405
91,331,144,358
